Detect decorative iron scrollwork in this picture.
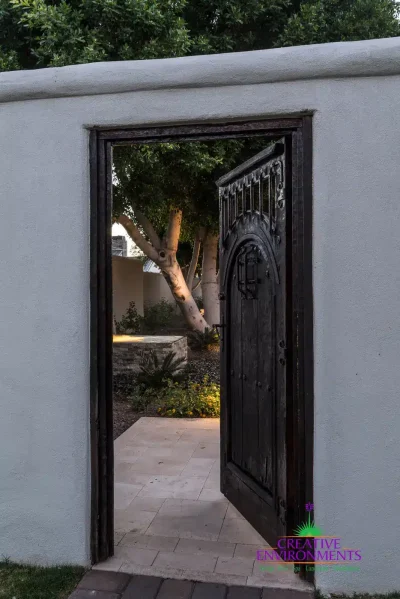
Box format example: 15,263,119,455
219,148,285,245
236,244,262,299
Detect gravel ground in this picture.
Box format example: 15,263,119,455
186,347,220,385
112,347,220,440
113,396,155,440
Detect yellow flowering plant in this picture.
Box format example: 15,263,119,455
156,376,220,418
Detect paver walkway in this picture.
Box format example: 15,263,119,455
69,571,314,599
95,417,311,590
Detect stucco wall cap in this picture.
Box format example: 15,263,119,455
1,36,400,103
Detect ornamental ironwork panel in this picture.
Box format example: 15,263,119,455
218,142,285,246
236,244,261,300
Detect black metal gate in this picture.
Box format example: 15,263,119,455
218,140,289,546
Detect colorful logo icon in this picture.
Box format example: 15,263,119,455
294,503,324,537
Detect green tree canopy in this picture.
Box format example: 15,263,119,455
279,0,400,46
1,0,399,257
2,0,399,71
112,138,265,242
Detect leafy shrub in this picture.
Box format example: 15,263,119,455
156,377,220,418
188,327,220,351
113,373,137,397
143,299,175,333
114,301,143,334
129,386,158,412
137,349,187,389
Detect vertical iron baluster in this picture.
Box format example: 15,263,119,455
271,166,276,225
221,193,226,241
259,178,263,214
250,179,254,213
219,189,223,240
224,196,228,238
268,171,272,234
234,187,238,220
227,190,231,229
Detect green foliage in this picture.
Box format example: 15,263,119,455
0,561,85,599
2,0,398,76
2,0,399,262
188,327,220,351
114,301,142,335
143,299,176,334
129,385,158,412
4,0,190,69
185,0,294,55
137,349,187,389
278,0,400,46
156,377,220,417
2,0,399,290
112,139,250,238
114,299,176,335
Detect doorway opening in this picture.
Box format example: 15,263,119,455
90,117,314,585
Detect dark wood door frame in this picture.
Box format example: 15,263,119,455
89,117,314,580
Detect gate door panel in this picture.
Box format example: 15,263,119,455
218,141,288,546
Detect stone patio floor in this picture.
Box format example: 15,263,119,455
95,417,312,591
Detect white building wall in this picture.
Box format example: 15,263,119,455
0,38,399,592
143,272,202,309
112,256,144,320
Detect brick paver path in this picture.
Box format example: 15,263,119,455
69,571,314,599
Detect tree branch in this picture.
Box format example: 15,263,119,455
118,214,159,263
165,208,182,252
192,278,201,292
186,233,201,290
135,210,161,250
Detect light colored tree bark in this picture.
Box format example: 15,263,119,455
118,210,209,332
201,230,220,327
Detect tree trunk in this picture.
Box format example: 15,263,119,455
159,251,209,332
201,231,220,327
118,211,209,332
186,233,201,291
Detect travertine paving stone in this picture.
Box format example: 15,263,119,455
174,538,235,558
234,544,261,559
111,418,308,589
153,550,217,572
120,533,178,552
114,545,158,566
215,556,255,577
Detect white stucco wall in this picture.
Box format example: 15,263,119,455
0,38,399,592
112,256,144,320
